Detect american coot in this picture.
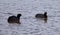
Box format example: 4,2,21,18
35,12,47,18
8,14,22,24
35,12,48,23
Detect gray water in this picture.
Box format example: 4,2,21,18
0,0,60,35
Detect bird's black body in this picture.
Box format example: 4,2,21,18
35,12,47,18
8,14,22,24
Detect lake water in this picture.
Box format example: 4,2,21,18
0,0,60,35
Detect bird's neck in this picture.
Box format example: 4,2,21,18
17,16,20,19
44,12,47,18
